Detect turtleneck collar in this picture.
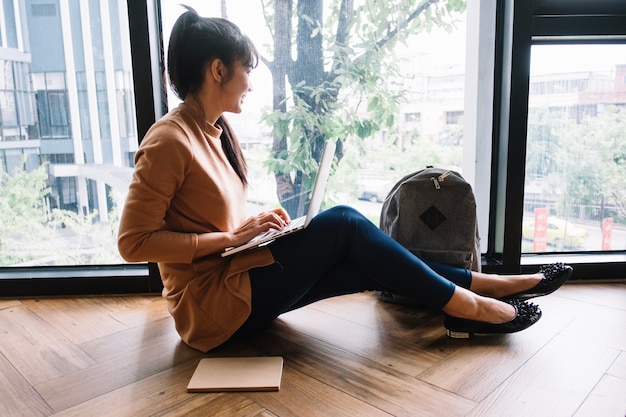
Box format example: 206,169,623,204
181,96,223,139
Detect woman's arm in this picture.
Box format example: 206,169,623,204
118,125,198,263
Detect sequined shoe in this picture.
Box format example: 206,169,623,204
503,262,573,301
444,299,542,339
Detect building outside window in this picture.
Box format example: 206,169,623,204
0,0,136,267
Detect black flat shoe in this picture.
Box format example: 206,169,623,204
444,299,542,339
503,262,573,301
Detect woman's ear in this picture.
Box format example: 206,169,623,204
210,59,224,82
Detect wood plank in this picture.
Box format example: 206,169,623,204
311,292,458,351
607,351,626,379
465,335,619,417
573,374,626,417
34,316,203,412
0,299,21,310
78,314,178,361
244,365,394,417
276,299,451,376
108,296,170,328
540,293,626,352
0,305,95,386
245,320,476,417
49,352,391,417
0,351,53,417
418,307,573,402
151,392,276,417
48,359,207,417
21,297,131,345
556,282,626,310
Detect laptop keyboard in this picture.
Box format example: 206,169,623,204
249,216,306,243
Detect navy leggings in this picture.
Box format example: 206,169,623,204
233,205,472,338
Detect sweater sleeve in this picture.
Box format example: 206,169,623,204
118,122,198,263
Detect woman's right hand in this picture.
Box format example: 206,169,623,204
230,208,290,246
194,208,291,258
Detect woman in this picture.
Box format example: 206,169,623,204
118,7,572,352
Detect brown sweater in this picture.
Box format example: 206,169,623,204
118,99,274,352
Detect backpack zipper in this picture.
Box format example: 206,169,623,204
431,171,451,189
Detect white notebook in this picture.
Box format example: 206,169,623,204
187,357,284,392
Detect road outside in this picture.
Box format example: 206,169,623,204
350,200,626,252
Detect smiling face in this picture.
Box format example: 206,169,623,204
219,60,253,114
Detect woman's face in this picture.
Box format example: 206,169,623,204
220,60,253,114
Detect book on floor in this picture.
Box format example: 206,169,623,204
187,356,284,392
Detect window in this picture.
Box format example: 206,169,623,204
161,1,469,224
2,1,623,296
523,44,626,254
495,1,626,277
405,112,421,123
35,89,71,138
445,110,464,125
2,0,19,48
0,0,146,295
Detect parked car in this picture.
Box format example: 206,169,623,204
358,170,396,203
359,190,385,203
522,216,589,248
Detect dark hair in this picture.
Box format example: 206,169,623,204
168,6,258,185
167,6,258,99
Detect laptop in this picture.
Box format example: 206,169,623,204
221,140,336,257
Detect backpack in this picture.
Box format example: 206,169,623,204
378,166,481,304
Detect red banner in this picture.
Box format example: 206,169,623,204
533,207,549,252
602,217,614,250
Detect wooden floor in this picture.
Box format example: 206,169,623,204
1,282,626,417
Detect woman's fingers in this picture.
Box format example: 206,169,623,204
233,208,290,245
271,207,291,224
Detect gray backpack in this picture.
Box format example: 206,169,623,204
379,167,481,304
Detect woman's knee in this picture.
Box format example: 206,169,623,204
322,205,367,223
312,205,370,231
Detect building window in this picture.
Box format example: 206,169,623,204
31,4,57,18
35,90,71,138
445,110,463,125
404,112,421,123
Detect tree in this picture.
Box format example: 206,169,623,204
0,164,51,264
558,106,626,222
528,105,626,224
0,164,123,266
255,0,465,217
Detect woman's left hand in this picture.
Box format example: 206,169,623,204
269,207,291,225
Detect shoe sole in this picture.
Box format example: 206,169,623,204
446,329,472,339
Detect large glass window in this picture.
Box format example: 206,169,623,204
2,1,621,295
523,44,626,253
0,1,136,267
497,0,626,278
2,1,502,292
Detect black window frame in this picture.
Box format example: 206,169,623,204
487,0,626,278
0,1,163,297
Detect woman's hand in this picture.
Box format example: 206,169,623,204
194,208,291,258
231,208,291,245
